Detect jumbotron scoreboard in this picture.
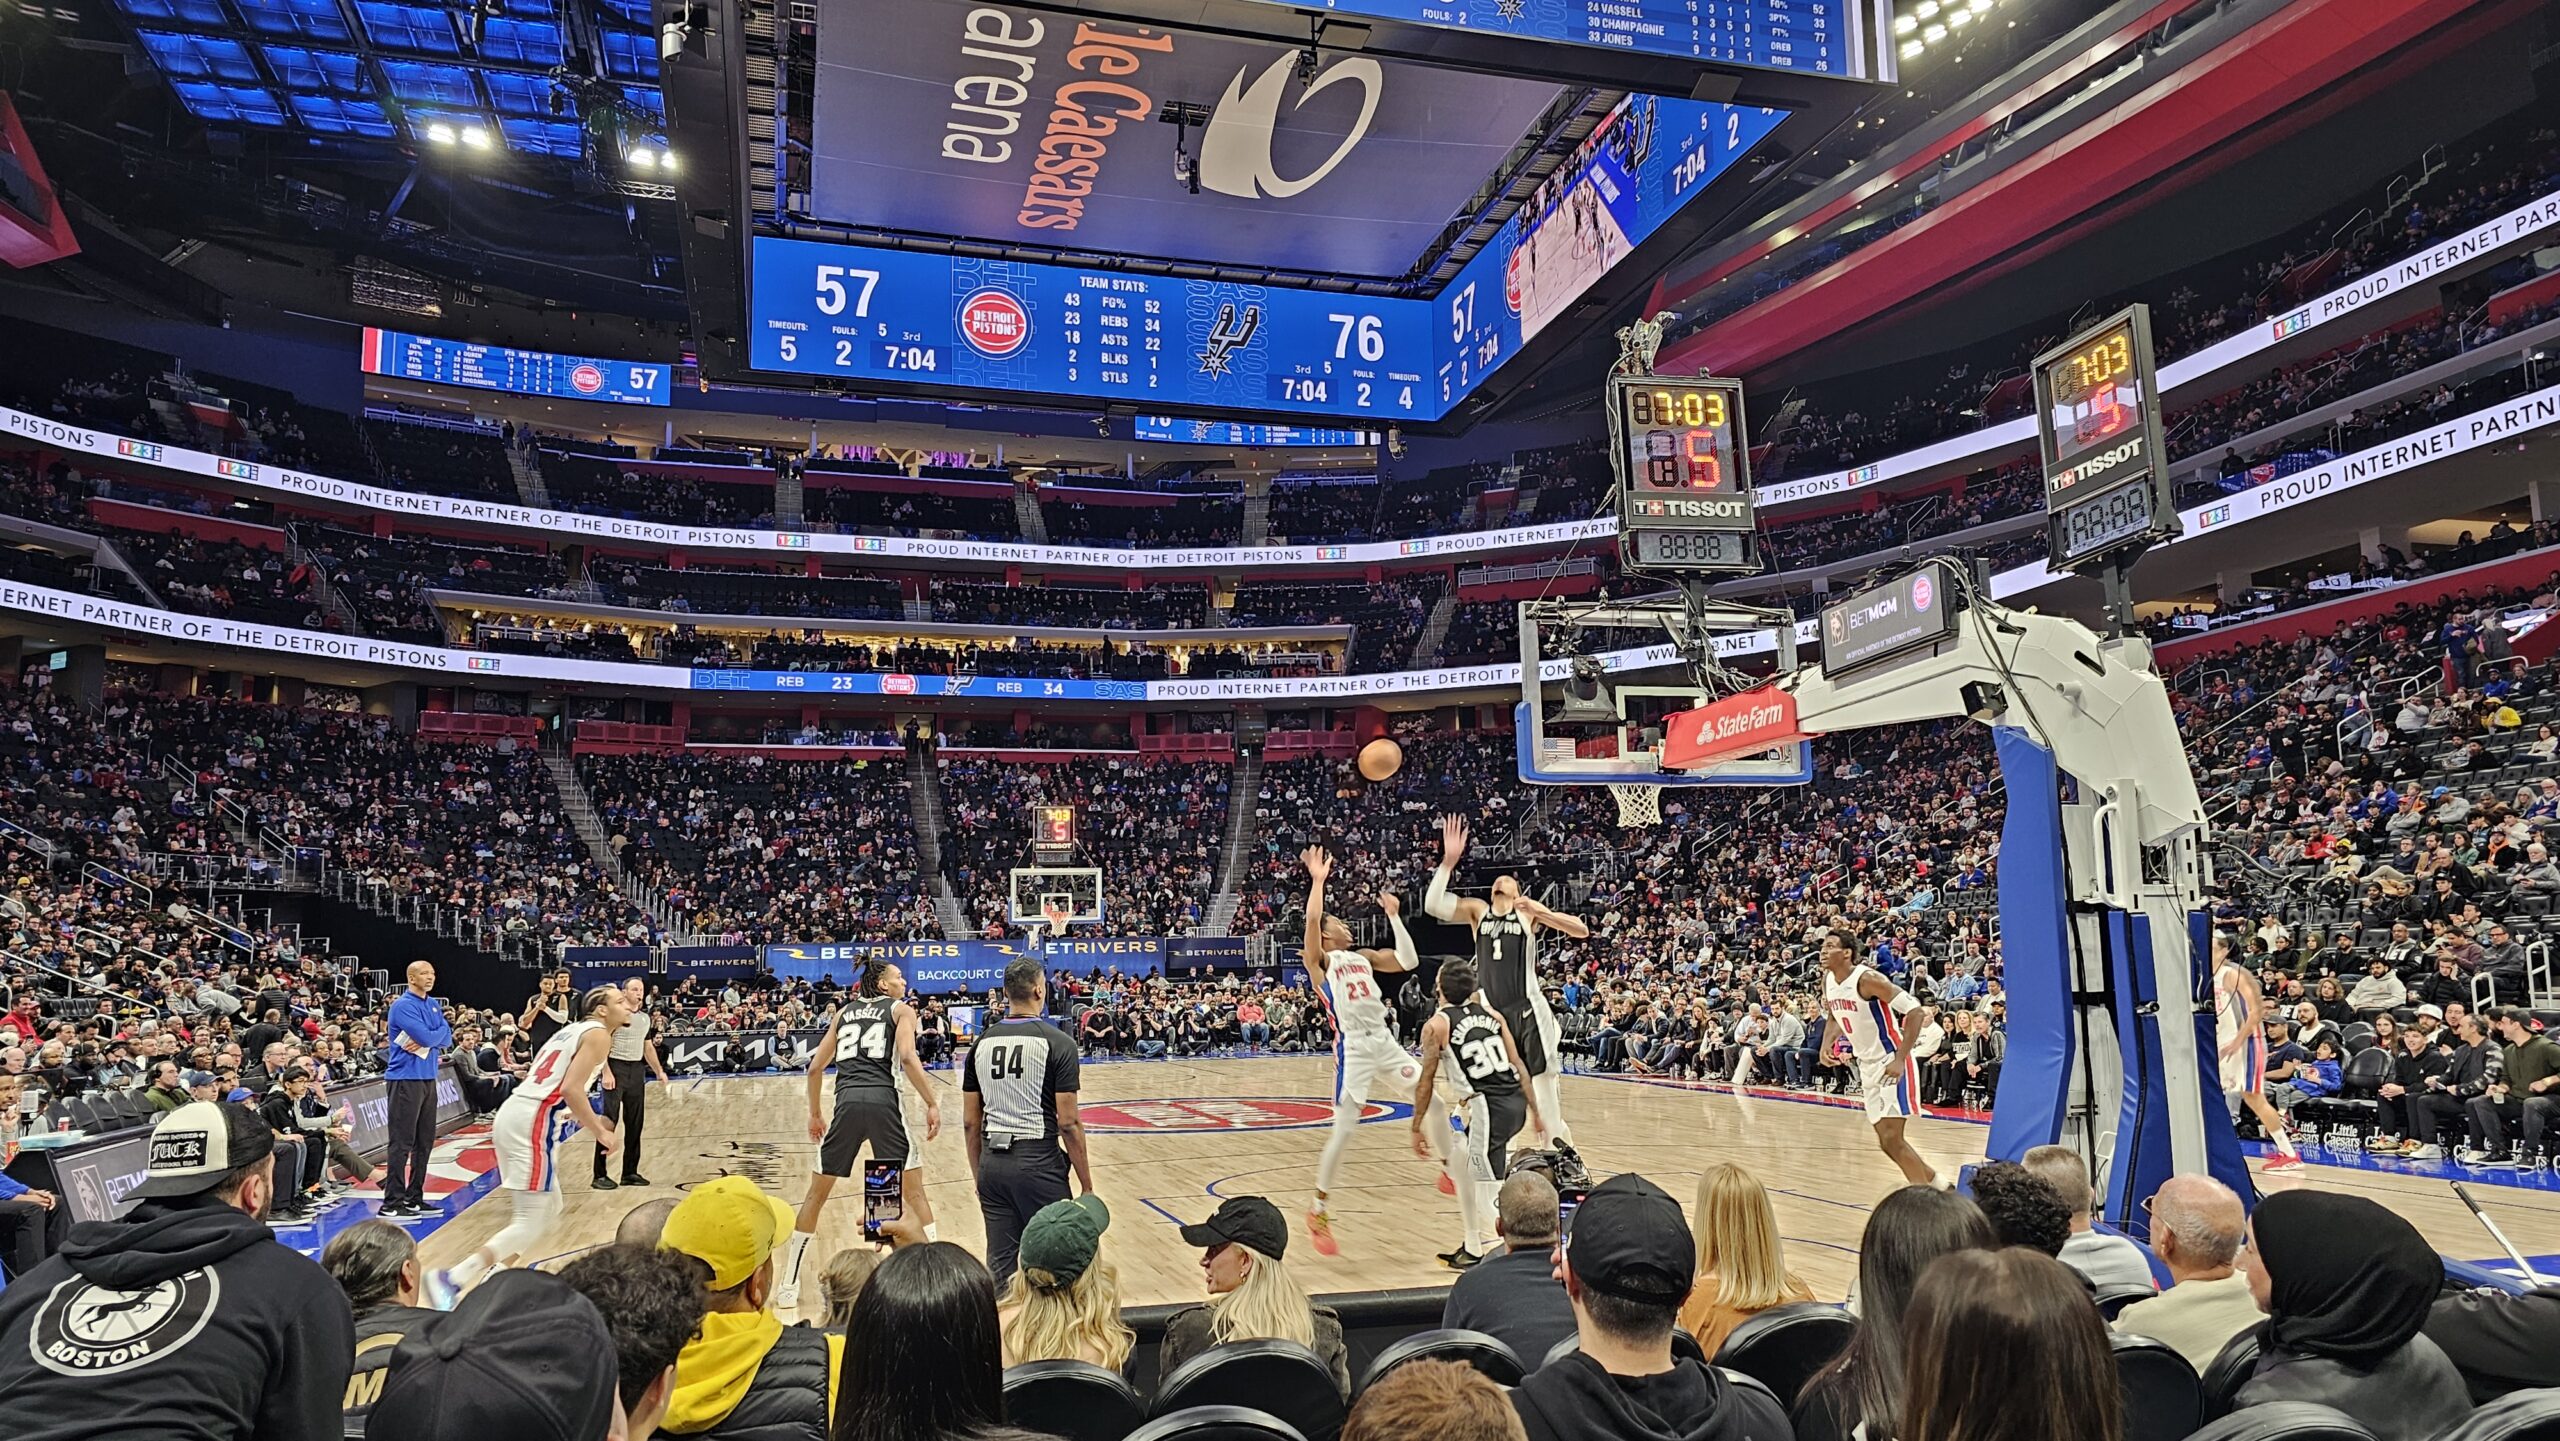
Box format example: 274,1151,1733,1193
2035,304,2179,573
1611,374,1759,574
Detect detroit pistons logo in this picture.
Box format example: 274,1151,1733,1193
30,1270,221,1376
1911,573,1935,613
569,363,605,395
1082,1096,1411,1133
957,290,1031,357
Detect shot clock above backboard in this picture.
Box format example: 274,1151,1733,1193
1611,374,1759,574
2035,304,2179,574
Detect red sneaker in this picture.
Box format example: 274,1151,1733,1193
2261,1153,2306,1173
1306,1208,1340,1257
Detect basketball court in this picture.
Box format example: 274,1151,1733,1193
412,1058,2560,1315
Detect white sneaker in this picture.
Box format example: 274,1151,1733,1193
772,1278,800,1313
2457,1148,2491,1164
2363,1134,2401,1152
2405,1144,2446,1160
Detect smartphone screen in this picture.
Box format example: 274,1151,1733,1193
1556,1185,1589,1236
861,1162,903,1241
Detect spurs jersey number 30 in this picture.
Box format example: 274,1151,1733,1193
1439,1000,1520,1100
1324,951,1391,1041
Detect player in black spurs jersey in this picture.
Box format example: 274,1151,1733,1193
1425,816,1589,1153
773,958,943,1312
1414,958,1541,1270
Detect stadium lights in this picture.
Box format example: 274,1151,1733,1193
459,126,491,150
424,121,456,145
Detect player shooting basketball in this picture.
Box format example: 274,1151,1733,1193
1300,846,1455,1259
1424,815,1588,1152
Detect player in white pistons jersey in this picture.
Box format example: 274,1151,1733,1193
433,983,625,1302
1425,815,1589,1150
1300,845,1455,1258
2210,931,2300,1170
1813,928,1940,1187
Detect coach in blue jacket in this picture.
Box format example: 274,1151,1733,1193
382,961,451,1218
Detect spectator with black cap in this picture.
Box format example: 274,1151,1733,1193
364,1268,618,1441
1160,1194,1352,1399
0,1099,356,1441
1509,1172,1789,1441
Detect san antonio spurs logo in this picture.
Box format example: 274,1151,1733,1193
29,1270,221,1376
1197,303,1261,378
1492,0,1524,17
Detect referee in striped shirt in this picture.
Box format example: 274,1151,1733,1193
965,957,1091,1286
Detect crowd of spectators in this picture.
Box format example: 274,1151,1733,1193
1040,491,1240,547
539,447,778,526
1759,121,2560,481
579,751,937,946
940,755,1226,937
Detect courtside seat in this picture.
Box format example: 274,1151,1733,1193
2112,1331,2204,1441
1126,1407,1308,1441
1713,1302,1855,1404
2434,1389,2560,1440
2095,1284,2157,1320
1355,1328,1523,1394
2202,1329,2268,1421
1005,1360,1147,1441
2298,1047,2393,1144
2184,1403,2380,1441
1154,1339,1345,1441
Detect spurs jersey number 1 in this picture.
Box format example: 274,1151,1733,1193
1324,951,1391,1041
1477,912,1538,1012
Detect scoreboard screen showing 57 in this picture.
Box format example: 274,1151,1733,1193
744,97,1785,422
750,238,1440,420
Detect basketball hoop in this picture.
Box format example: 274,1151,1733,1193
1608,781,1663,827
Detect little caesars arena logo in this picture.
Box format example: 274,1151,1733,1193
939,7,1385,235
29,1270,223,1375
1082,1096,1409,1132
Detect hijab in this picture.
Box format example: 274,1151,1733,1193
2255,1190,2443,1365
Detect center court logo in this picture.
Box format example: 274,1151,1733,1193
1198,56,1383,200
957,289,1031,357
1080,1096,1410,1132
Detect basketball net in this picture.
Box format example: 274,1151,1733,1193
1608,781,1662,827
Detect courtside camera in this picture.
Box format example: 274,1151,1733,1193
660,17,692,61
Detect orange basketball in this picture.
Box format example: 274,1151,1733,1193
1357,737,1403,782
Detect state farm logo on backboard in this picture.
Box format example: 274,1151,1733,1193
1080,1096,1410,1132
957,289,1031,357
